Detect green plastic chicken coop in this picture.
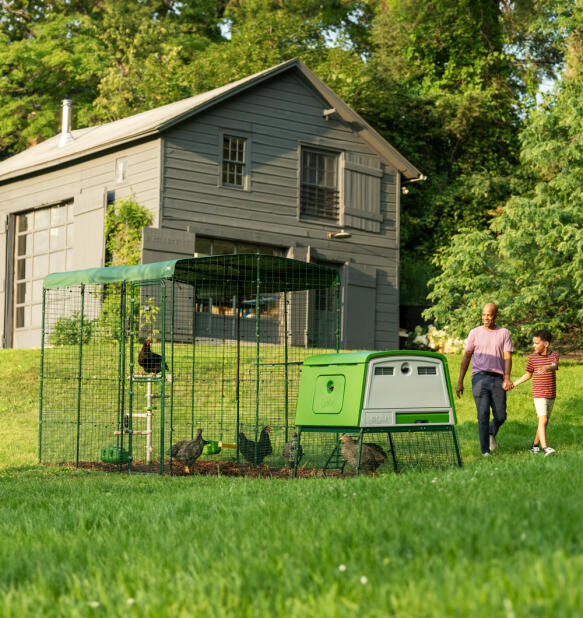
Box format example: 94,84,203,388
293,350,463,475
38,254,340,474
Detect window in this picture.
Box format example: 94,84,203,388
300,148,339,220
222,135,246,187
14,201,74,329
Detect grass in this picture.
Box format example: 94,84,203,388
2,348,583,617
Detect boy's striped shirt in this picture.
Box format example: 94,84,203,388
526,351,559,399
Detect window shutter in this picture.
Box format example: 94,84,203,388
343,153,383,232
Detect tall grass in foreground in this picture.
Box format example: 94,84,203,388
1,349,583,617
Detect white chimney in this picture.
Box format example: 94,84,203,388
58,99,74,147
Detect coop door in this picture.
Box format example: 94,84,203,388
126,281,169,473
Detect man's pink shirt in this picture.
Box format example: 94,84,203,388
465,325,513,376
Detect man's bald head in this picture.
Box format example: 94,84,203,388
482,303,498,329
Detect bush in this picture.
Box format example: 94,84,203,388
49,312,94,346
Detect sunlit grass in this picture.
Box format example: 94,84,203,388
1,348,583,616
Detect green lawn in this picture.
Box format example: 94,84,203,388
1,349,583,617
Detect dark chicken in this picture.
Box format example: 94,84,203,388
282,432,303,468
169,428,204,474
238,426,272,465
340,435,387,474
138,338,168,374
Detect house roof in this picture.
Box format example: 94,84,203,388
0,58,422,184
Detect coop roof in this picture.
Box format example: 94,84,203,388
43,254,340,296
302,350,448,365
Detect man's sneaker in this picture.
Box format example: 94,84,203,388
489,434,498,451
483,452,490,457
543,447,556,456
529,445,541,453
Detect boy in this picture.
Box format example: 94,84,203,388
511,329,559,456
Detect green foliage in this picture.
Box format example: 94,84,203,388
104,197,153,266
49,311,94,346
139,296,161,341
425,78,583,349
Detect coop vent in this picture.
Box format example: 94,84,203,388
374,366,394,376
417,366,437,375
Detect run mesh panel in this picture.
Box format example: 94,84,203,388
39,255,340,474
295,429,462,475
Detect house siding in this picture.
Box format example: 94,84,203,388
0,140,161,347
161,71,399,350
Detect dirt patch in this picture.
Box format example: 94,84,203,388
53,459,352,478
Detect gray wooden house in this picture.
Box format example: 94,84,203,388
0,58,422,349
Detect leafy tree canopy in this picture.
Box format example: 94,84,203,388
425,76,583,349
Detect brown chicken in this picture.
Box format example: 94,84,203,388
340,435,387,474
138,338,168,374
169,428,204,474
238,426,273,465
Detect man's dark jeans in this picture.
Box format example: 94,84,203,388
471,372,507,454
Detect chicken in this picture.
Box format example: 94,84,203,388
169,428,204,473
138,338,168,374
340,435,387,475
238,426,272,465
282,432,303,468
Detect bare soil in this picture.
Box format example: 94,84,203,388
54,459,352,478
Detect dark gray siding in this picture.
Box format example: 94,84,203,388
161,71,400,350
0,141,162,347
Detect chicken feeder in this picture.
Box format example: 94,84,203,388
294,350,462,474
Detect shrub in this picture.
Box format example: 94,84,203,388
49,312,94,346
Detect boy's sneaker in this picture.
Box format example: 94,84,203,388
543,447,556,456
529,445,540,453
489,434,498,451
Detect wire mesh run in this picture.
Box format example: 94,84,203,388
39,255,340,475
294,427,462,476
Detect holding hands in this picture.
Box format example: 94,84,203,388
503,379,514,391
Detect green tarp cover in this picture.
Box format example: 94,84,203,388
43,254,339,295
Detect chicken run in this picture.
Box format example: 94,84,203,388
39,255,462,477
39,254,345,476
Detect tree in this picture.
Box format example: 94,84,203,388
424,74,583,349
369,0,568,304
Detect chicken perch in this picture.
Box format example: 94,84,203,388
282,432,303,468
138,338,168,374
340,435,387,475
169,428,204,474
239,426,272,465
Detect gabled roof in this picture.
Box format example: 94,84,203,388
0,58,421,184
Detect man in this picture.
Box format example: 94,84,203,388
456,303,513,456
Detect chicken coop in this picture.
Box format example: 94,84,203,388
39,254,340,474
292,351,463,475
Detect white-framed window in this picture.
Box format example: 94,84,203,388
221,135,247,188
300,147,339,221
13,201,74,330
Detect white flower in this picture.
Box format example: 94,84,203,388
360,576,368,585
88,601,100,608
127,598,136,606
338,564,347,572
